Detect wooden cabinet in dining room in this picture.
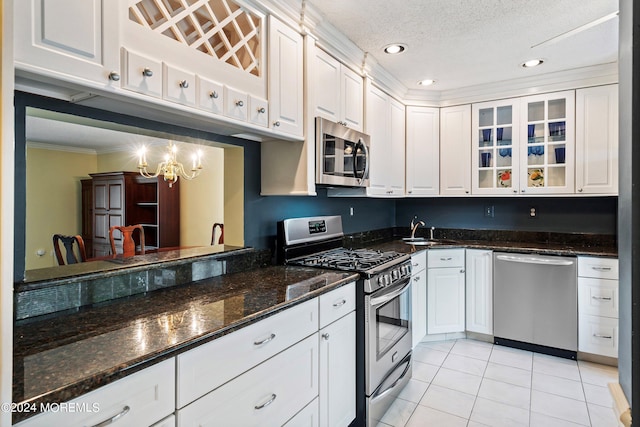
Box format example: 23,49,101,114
84,172,180,257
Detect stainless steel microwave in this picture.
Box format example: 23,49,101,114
316,117,370,187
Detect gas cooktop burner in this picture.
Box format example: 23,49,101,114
290,248,405,272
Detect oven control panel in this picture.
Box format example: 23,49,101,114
371,260,412,293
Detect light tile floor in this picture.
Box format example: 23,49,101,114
378,339,620,427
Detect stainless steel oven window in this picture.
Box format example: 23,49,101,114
372,280,411,360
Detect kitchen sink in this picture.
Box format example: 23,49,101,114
401,238,458,246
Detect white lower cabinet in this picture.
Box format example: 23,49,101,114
319,311,356,427
177,334,319,427
285,399,319,427
427,249,466,334
15,359,175,427
465,249,493,335
578,256,619,358
152,414,176,427
411,251,428,346
176,298,318,408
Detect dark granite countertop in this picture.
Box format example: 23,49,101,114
369,239,618,257
12,266,358,423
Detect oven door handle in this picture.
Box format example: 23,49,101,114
370,278,411,308
371,354,412,401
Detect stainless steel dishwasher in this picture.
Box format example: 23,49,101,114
493,252,578,358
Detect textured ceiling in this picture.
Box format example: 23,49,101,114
307,0,619,92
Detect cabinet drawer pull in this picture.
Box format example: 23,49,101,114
440,257,453,261
333,299,347,308
253,333,276,346
592,266,612,271
236,100,244,107
179,80,189,89
593,333,613,339
413,276,420,281
142,67,153,77
108,71,120,81
209,91,219,99
592,296,613,301
258,107,266,114
91,405,130,427
322,333,330,340
413,263,419,267
255,393,277,410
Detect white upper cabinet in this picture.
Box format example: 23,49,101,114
122,0,267,101
440,105,472,195
365,80,405,197
312,47,364,131
14,0,120,87
406,106,440,196
519,90,576,194
575,84,619,195
268,15,304,137
472,100,521,195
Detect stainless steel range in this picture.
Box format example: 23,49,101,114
278,215,412,427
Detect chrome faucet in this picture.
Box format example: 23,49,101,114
410,216,425,239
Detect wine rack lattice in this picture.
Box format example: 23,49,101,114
129,0,261,76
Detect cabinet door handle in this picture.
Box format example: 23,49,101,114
236,100,244,107
108,71,120,81
413,276,420,281
440,257,453,261
258,107,266,114
253,333,276,346
91,405,130,427
592,296,613,301
460,269,465,273
578,188,583,192
322,333,330,340
333,299,347,308
413,263,419,267
593,333,613,339
209,91,219,99
142,67,153,77
179,80,189,89
273,121,281,127
255,394,277,410
592,266,612,271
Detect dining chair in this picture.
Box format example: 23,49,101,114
211,223,224,245
53,234,87,265
109,225,145,257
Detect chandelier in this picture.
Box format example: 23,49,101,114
137,141,203,187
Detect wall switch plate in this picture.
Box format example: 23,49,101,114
484,205,494,217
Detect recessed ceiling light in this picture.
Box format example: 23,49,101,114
417,79,436,86
522,59,544,68
383,43,407,54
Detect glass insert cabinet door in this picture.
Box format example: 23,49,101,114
471,100,520,194
519,90,575,194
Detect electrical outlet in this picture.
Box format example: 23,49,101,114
530,207,537,217
484,205,494,217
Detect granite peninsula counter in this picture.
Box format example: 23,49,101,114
12,266,358,424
